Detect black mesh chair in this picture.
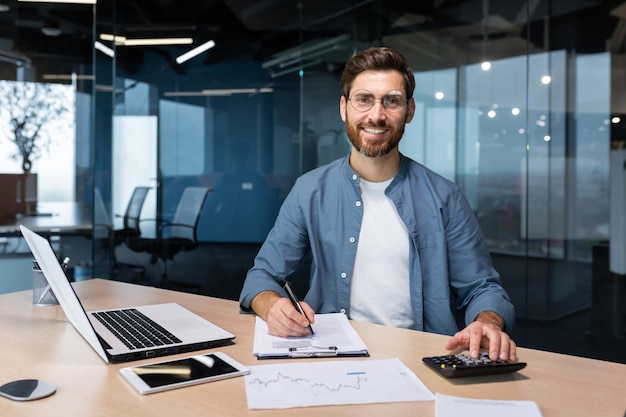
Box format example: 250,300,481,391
106,186,151,280
126,186,211,285
113,186,152,246
92,186,151,280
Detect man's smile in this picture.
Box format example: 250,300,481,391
362,126,388,135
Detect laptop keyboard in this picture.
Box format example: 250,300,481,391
92,309,182,350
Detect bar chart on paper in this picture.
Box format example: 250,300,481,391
244,358,434,409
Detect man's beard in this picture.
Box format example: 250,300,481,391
345,116,405,158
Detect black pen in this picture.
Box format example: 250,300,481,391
283,281,314,335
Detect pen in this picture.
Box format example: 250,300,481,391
283,281,314,335
61,257,70,275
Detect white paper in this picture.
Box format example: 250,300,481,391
253,313,368,358
435,393,543,417
245,358,434,409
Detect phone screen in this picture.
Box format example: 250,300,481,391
130,354,239,389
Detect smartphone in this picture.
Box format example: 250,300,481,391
119,352,250,395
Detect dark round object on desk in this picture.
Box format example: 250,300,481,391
0,379,56,401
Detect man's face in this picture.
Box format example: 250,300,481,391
340,70,415,158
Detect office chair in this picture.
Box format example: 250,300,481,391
113,186,152,246
105,186,151,280
91,186,151,280
126,186,211,286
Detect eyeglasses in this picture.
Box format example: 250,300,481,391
347,89,408,113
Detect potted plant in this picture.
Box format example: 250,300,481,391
0,80,71,214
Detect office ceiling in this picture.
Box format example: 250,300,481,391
0,0,621,79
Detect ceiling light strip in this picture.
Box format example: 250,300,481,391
123,38,193,46
94,41,114,58
18,0,96,4
164,87,273,97
99,33,192,46
100,34,125,43
201,87,272,95
43,74,95,80
176,40,216,64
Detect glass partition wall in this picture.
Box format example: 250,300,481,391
1,0,623,361
0,1,95,291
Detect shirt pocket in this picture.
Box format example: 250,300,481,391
415,228,449,296
414,216,444,249
416,231,443,249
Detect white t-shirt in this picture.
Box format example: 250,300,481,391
349,178,414,329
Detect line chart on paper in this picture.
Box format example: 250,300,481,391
249,371,368,393
244,358,434,409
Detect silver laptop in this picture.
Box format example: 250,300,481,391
20,224,235,364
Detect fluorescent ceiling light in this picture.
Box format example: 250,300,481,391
99,33,193,46
95,84,126,94
201,87,272,95
94,41,114,57
124,38,193,46
163,91,211,97
164,87,273,97
43,74,94,80
100,34,125,43
18,0,96,4
175,40,216,64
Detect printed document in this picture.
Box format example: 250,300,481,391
435,393,543,417
245,358,434,409
253,313,368,358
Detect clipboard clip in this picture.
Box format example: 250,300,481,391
288,346,338,358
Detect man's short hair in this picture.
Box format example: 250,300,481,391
340,47,415,100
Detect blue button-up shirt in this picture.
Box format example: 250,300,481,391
239,154,515,336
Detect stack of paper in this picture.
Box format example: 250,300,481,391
435,393,543,417
253,313,369,359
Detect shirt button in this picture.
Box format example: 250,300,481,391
340,308,346,314
349,237,355,243
356,201,361,207
352,174,358,181
341,272,347,278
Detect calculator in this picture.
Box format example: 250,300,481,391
422,352,527,378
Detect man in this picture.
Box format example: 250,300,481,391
239,47,517,361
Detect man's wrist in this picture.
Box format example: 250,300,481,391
250,290,281,320
474,311,505,331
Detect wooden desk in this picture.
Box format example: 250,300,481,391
0,202,93,238
0,279,624,417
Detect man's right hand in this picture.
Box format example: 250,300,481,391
250,290,315,337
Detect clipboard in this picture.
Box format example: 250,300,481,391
253,313,370,359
